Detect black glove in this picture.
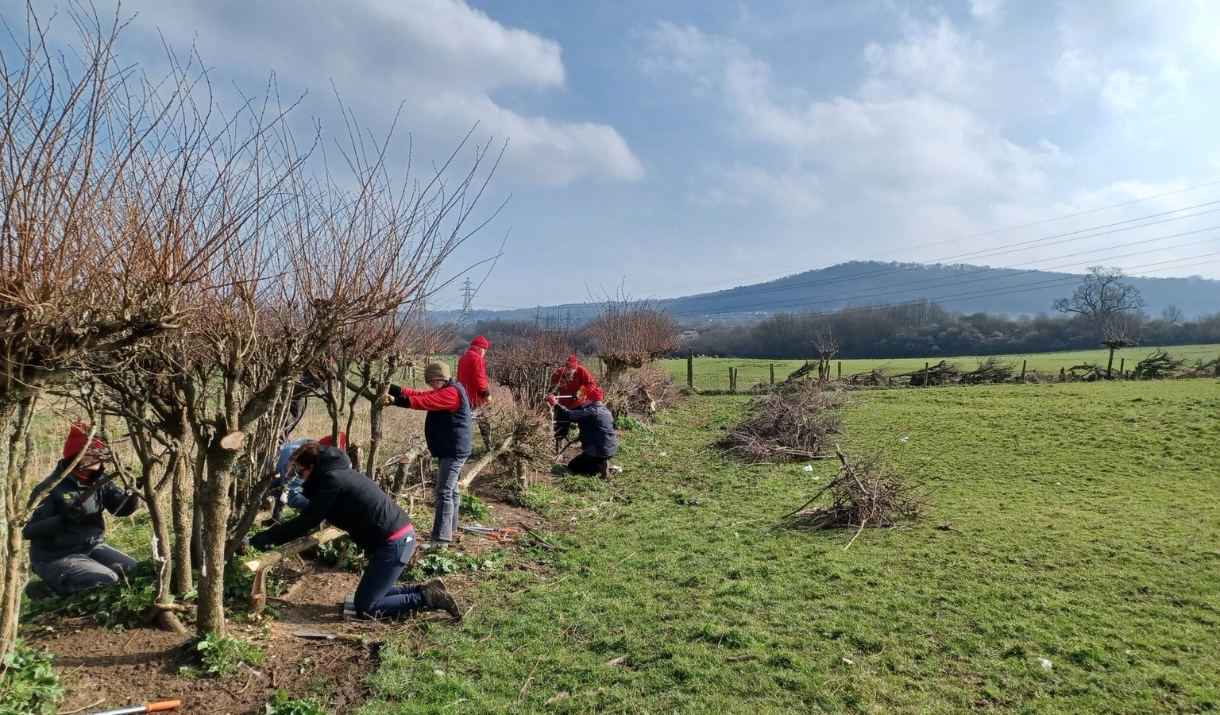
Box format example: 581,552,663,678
61,503,86,524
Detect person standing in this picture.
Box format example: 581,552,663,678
457,335,493,448
250,442,460,620
546,386,618,476
23,424,140,598
381,362,472,548
549,355,598,453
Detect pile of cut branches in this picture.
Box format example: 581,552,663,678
715,381,843,463
1132,349,1185,379
846,367,893,387
900,360,960,386
782,446,925,549
1067,363,1106,381
960,356,1017,384
1179,354,1220,379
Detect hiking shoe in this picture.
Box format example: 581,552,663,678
24,579,51,601
421,579,461,619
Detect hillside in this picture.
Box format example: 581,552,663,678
450,261,1219,325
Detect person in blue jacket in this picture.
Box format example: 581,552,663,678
267,433,347,524
23,424,139,598
546,386,618,476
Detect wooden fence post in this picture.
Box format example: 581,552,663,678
729,367,737,393
769,364,775,385
837,361,842,378
687,350,694,388
1020,360,1027,382
1119,358,1125,377
923,362,930,387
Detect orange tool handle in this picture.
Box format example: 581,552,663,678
148,701,183,712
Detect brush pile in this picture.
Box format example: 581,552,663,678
899,360,960,386
846,367,893,387
1132,349,1185,379
784,361,817,382
782,446,925,549
1066,363,1106,381
960,356,1017,384
1180,354,1220,379
603,363,675,418
715,381,843,463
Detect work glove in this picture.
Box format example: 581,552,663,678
545,394,557,406
377,393,396,407
61,503,86,524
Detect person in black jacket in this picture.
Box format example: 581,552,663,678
546,386,618,476
249,442,460,620
23,423,139,598
379,361,472,548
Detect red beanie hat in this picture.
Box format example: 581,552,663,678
584,385,604,402
471,335,490,350
318,432,348,451
566,355,579,368
63,422,105,459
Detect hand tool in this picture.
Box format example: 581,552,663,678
83,700,182,715
293,630,363,642
459,525,518,541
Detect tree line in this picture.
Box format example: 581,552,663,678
680,300,1220,360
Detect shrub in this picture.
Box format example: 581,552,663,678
185,633,267,678
265,689,329,715
459,493,490,520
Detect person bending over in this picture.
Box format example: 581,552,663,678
380,361,472,549
546,386,618,476
24,423,139,598
267,433,346,524
250,442,460,620
549,355,598,453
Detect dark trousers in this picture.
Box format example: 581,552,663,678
553,407,572,441
353,531,425,619
567,453,607,477
31,543,137,597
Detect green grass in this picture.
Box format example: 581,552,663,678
359,379,1220,714
662,344,1220,390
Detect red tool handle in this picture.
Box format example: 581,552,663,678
148,701,183,713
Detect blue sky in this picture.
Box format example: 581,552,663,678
10,0,1220,310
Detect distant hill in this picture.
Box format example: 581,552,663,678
446,261,1220,325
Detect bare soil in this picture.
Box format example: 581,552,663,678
27,465,560,715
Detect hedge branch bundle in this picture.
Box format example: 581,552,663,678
960,357,1017,384
715,382,844,463
1132,349,1185,379
782,446,925,549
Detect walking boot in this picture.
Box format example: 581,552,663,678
421,579,461,619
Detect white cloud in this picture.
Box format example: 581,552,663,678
863,17,989,98
90,0,642,185
689,166,822,215
969,0,1005,24
645,20,1047,204
1100,71,1149,114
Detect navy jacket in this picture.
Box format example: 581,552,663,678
553,401,618,459
251,446,411,554
23,460,138,562
390,379,472,459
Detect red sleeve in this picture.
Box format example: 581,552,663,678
474,354,489,393
405,385,461,412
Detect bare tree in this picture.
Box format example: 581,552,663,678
1053,266,1146,378
488,323,571,410
584,299,680,383
811,330,839,384
1161,304,1185,324
0,4,243,653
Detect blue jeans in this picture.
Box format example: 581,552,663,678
432,457,466,543
353,531,424,619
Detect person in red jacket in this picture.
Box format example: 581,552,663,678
549,355,598,453
457,335,492,448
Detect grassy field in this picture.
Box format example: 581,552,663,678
659,344,1220,391
358,379,1220,714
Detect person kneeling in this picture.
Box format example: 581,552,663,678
24,423,139,598
249,442,460,620
546,387,618,476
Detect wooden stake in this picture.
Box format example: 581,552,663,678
769,364,775,385
687,350,694,388
1020,360,1027,382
